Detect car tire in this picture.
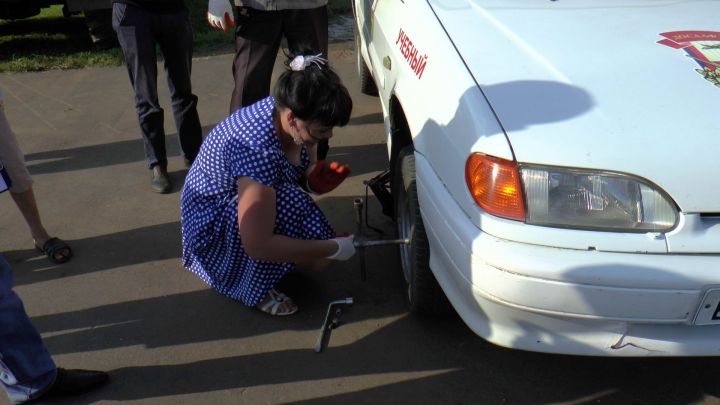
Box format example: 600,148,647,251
354,25,378,96
393,146,451,314
85,9,119,50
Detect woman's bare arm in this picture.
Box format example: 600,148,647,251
236,177,337,262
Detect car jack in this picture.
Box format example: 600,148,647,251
364,168,394,219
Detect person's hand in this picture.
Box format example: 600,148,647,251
327,235,356,261
207,0,235,32
307,161,351,194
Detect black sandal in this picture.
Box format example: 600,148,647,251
36,237,73,264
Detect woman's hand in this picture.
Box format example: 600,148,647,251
326,235,356,260
306,160,351,194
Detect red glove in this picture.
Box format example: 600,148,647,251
307,161,351,194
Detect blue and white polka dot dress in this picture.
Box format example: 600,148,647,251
180,97,334,306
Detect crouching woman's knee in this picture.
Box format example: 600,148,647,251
296,258,333,272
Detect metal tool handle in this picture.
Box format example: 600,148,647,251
354,238,410,248
353,197,410,281
314,323,331,353
354,199,367,281
314,298,353,353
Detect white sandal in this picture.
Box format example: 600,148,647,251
256,288,298,316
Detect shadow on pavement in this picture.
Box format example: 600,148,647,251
347,112,383,127
23,132,387,177
7,221,183,285
44,312,720,404
23,125,217,175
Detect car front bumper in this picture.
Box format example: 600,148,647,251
415,154,720,356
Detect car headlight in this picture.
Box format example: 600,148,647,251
465,153,679,232
520,165,678,232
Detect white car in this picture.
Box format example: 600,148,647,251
353,0,720,356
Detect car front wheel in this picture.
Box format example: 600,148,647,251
393,146,450,314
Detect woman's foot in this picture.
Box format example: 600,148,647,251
35,237,73,264
256,289,298,316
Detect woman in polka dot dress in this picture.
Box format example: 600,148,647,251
181,53,356,316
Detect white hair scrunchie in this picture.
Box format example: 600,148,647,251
288,53,328,71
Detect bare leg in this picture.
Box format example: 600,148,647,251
295,258,333,273
10,188,50,245
10,188,70,263
1,102,71,263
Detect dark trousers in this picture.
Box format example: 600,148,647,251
113,3,203,169
231,6,329,159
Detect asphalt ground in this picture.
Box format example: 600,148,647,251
1,39,720,405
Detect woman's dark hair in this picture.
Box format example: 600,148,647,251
273,50,353,127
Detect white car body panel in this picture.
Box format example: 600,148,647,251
433,0,720,214
418,153,720,355
353,0,720,355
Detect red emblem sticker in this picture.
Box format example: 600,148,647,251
658,31,720,88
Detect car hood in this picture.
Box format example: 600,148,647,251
429,0,720,213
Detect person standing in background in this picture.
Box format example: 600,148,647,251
112,0,204,193
0,254,109,404
206,0,332,160
0,90,108,403
0,87,73,264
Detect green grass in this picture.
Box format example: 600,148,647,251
0,6,120,72
0,0,351,72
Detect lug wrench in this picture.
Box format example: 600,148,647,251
352,198,409,282
353,199,367,281
315,297,354,353
313,199,408,352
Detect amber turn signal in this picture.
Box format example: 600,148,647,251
465,153,525,221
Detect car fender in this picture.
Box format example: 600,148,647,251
370,0,513,223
